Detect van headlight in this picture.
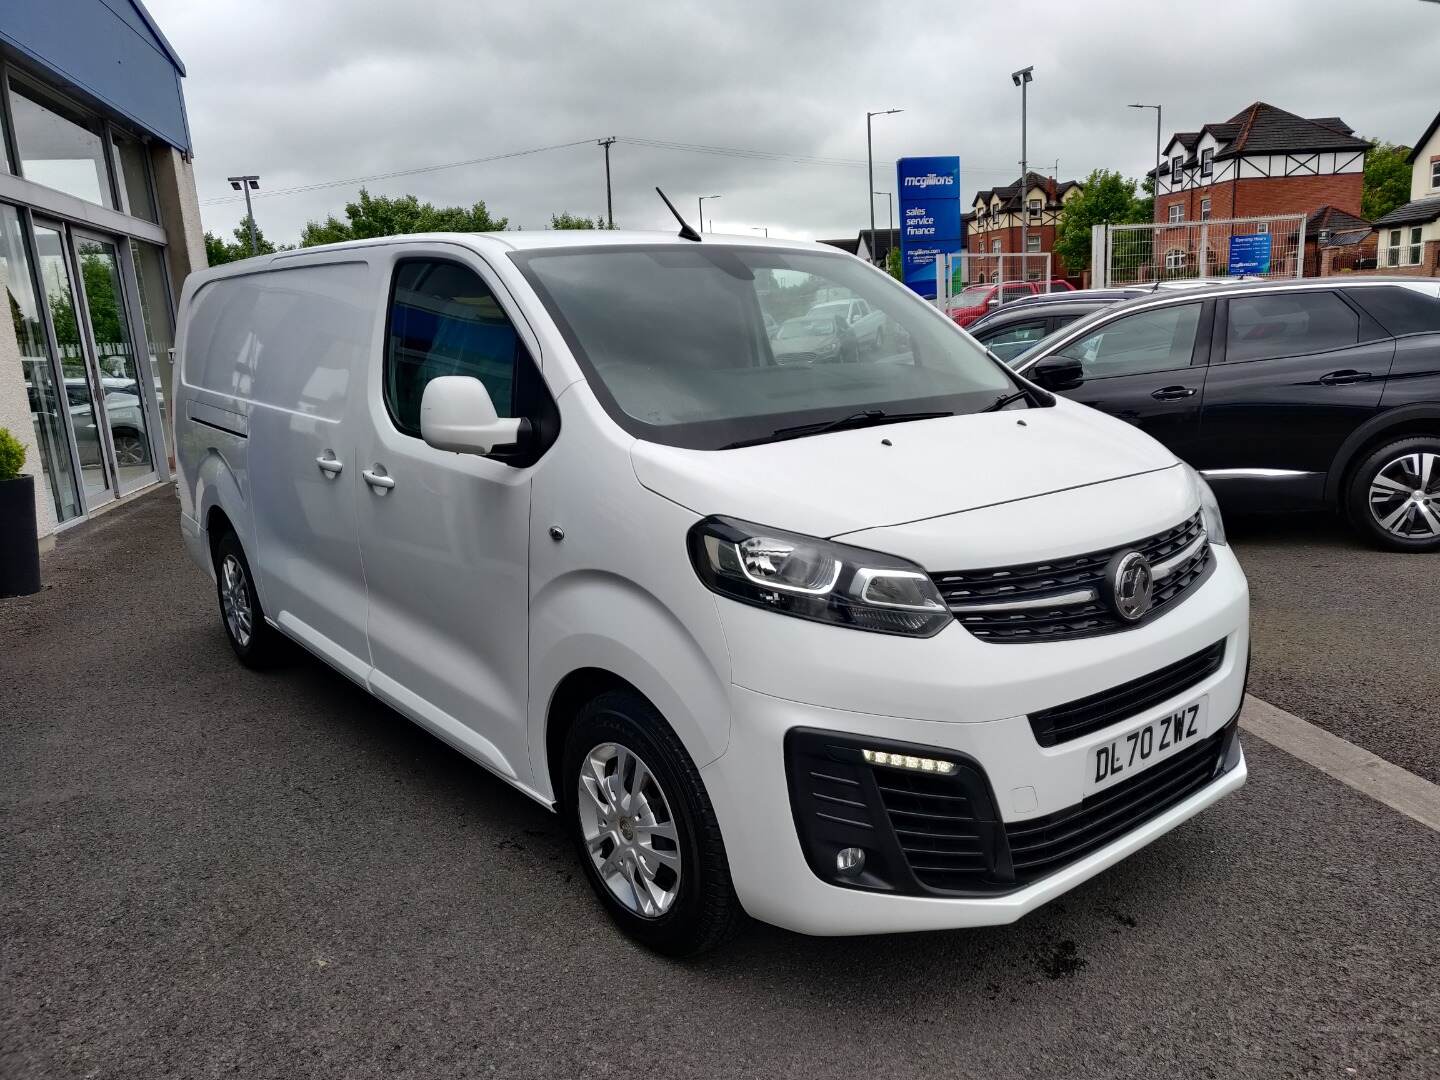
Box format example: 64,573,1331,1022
1184,464,1227,546
687,517,952,637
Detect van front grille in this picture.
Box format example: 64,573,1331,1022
1028,639,1227,747
932,512,1210,642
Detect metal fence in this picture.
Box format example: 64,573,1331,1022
1090,214,1307,288
935,253,1056,310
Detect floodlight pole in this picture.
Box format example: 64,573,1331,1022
1011,68,1033,277
227,174,261,254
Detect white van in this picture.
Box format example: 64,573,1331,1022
175,230,1249,955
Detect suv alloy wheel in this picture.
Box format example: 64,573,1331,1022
1347,437,1440,552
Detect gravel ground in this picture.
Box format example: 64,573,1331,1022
3,489,1437,1079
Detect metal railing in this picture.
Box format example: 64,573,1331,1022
1090,214,1306,288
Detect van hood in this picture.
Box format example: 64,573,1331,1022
630,402,1179,538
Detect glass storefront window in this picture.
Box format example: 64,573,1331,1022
32,223,109,504
9,78,115,210
0,204,81,521
129,240,175,463
113,135,157,223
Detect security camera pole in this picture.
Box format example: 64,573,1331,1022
227,175,261,254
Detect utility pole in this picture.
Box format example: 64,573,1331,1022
598,137,616,228
227,175,260,254
1011,68,1033,279
866,109,903,264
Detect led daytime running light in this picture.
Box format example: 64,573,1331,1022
862,748,957,775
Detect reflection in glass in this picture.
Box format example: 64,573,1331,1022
76,239,152,486
9,79,114,209
129,240,175,462
0,205,80,521
113,135,157,223
32,225,109,504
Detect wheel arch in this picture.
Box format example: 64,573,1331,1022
1325,403,1440,507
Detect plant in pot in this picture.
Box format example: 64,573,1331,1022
0,427,42,597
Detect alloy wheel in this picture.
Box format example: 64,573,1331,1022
219,554,253,647
1369,452,1440,540
113,434,148,467
576,741,682,918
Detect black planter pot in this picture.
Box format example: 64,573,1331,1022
0,474,41,598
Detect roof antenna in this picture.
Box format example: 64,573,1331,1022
655,187,702,242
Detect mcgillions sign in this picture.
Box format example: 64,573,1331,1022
896,156,962,298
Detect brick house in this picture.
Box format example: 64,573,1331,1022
1370,108,1440,277
1305,205,1377,277
967,172,1083,283
1153,102,1370,227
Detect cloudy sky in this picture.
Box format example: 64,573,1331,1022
146,0,1439,247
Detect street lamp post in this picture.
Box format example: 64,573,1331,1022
1010,68,1033,279
750,226,769,237
866,108,903,263
227,175,261,254
873,190,893,266
698,194,721,233
1128,103,1162,213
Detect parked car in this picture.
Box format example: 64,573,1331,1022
948,279,1075,328
176,231,1248,955
1014,278,1440,551
772,314,854,364
806,297,886,352
40,378,152,468
968,289,1147,362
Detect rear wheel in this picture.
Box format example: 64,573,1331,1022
1346,436,1440,552
562,690,742,956
213,530,286,667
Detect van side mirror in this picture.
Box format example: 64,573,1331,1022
1030,354,1085,392
420,376,527,457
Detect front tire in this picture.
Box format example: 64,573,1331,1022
213,530,286,667
562,691,742,956
1346,436,1440,552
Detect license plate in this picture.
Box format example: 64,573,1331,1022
1086,697,1209,795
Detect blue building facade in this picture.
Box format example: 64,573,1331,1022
0,0,206,541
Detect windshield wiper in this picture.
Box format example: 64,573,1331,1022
980,387,1041,413
722,409,954,449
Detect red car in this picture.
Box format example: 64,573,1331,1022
949,279,1075,328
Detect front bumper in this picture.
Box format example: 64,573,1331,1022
700,547,1249,936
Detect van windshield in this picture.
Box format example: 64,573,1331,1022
511,245,1019,450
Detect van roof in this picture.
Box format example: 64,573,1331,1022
271,229,834,257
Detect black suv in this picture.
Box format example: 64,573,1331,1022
1012,279,1440,551
967,289,1148,362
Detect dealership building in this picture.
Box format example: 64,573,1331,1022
0,0,205,546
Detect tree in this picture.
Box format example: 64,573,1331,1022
886,246,903,281
1052,170,1151,273
299,188,508,247
550,212,612,230
204,215,283,265
1362,140,1412,221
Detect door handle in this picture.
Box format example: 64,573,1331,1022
362,467,396,492
1151,385,1198,400
315,453,343,476
1318,370,1372,386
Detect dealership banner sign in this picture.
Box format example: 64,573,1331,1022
897,156,962,298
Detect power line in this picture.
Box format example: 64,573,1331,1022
198,138,597,205
199,132,1021,209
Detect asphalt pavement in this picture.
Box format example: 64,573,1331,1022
3,489,1437,1079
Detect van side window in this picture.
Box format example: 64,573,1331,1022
385,260,520,436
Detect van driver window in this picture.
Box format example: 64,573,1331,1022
385,260,519,436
